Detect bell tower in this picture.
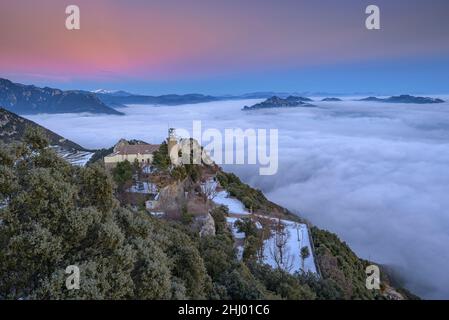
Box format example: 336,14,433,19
167,128,178,163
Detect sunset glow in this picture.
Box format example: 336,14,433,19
1,0,449,93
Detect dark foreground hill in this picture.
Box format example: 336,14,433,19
0,107,95,166
0,107,85,150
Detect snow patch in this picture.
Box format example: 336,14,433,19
127,181,158,194
226,217,246,239
51,146,94,167
149,211,165,217
214,191,250,215
142,165,155,174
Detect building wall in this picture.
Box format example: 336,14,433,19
167,137,178,163
104,153,154,166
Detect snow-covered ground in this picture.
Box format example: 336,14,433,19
226,217,246,239
200,178,250,215
149,211,165,217
127,181,158,194
51,146,94,167
262,219,317,275
226,215,318,275
142,165,155,174
213,191,250,215
66,151,94,166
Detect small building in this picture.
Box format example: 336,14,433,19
104,139,160,168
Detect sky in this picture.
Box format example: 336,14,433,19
1,0,449,95
25,98,449,299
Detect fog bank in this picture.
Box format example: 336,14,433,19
26,98,449,298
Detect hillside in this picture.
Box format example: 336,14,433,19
0,78,123,115
101,140,415,300
0,107,95,166
0,107,84,150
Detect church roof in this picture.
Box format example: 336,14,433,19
114,144,160,155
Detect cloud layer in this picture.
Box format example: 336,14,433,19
26,98,449,298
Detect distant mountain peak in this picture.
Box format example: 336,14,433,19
321,97,342,102
92,89,114,94
242,96,316,110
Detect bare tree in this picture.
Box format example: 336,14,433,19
201,179,218,203
257,223,266,262
269,219,294,273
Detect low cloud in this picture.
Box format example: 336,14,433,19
26,98,449,298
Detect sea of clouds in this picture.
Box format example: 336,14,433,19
26,98,449,299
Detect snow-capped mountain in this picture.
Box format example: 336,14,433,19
92,89,133,97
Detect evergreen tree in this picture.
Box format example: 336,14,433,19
0,131,198,299
112,160,133,190
300,246,310,272
152,142,170,170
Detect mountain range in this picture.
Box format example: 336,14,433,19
1,78,446,116
95,91,220,106
359,95,445,104
242,94,446,111
0,78,123,115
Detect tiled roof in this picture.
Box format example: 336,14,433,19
115,144,160,155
